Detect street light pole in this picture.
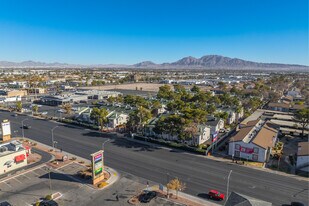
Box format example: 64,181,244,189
226,170,232,202
21,118,28,139
166,172,170,198
102,138,111,151
231,137,234,161
51,126,59,149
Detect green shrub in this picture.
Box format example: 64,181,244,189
45,194,52,200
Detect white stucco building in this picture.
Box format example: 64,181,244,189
229,120,278,162
0,140,31,175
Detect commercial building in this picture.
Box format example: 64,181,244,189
76,90,122,100
0,89,27,97
40,94,88,106
229,120,278,162
0,140,31,175
26,88,46,94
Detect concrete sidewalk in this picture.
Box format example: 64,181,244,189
148,185,221,206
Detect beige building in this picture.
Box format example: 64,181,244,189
0,89,27,97
0,140,31,175
26,88,46,94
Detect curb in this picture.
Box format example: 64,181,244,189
147,185,220,206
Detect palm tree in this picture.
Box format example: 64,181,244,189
16,101,23,112
32,105,39,114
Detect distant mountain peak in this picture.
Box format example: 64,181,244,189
0,55,308,71
134,61,156,67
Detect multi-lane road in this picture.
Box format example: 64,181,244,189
1,110,308,206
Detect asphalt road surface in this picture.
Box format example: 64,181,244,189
1,110,308,206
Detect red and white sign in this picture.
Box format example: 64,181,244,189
239,146,254,154
15,154,26,162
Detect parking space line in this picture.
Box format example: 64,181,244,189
38,167,49,173
22,174,31,180
31,170,41,176
13,177,23,184
56,162,73,170
0,164,45,184
3,181,13,188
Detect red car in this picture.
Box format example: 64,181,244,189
208,190,225,201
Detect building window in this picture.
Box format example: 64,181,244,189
253,147,259,154
235,144,240,150
252,154,258,161
235,151,240,157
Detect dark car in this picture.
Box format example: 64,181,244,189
12,114,18,117
0,201,12,206
139,191,157,203
23,125,31,129
39,200,58,206
291,202,305,206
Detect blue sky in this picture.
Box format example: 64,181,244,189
0,0,308,65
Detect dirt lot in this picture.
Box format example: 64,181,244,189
80,83,166,92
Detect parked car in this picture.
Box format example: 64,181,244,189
39,200,58,206
12,114,18,117
0,201,12,206
291,202,305,206
139,191,157,203
208,190,225,201
23,125,31,129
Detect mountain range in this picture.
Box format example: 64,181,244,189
0,55,308,71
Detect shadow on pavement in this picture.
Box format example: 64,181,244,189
39,172,90,184
110,137,159,152
197,193,210,199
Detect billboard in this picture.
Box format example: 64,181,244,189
91,150,104,185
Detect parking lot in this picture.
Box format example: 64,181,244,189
0,162,192,206
0,163,93,206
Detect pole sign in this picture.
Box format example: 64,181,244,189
1,120,11,141
91,150,104,185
